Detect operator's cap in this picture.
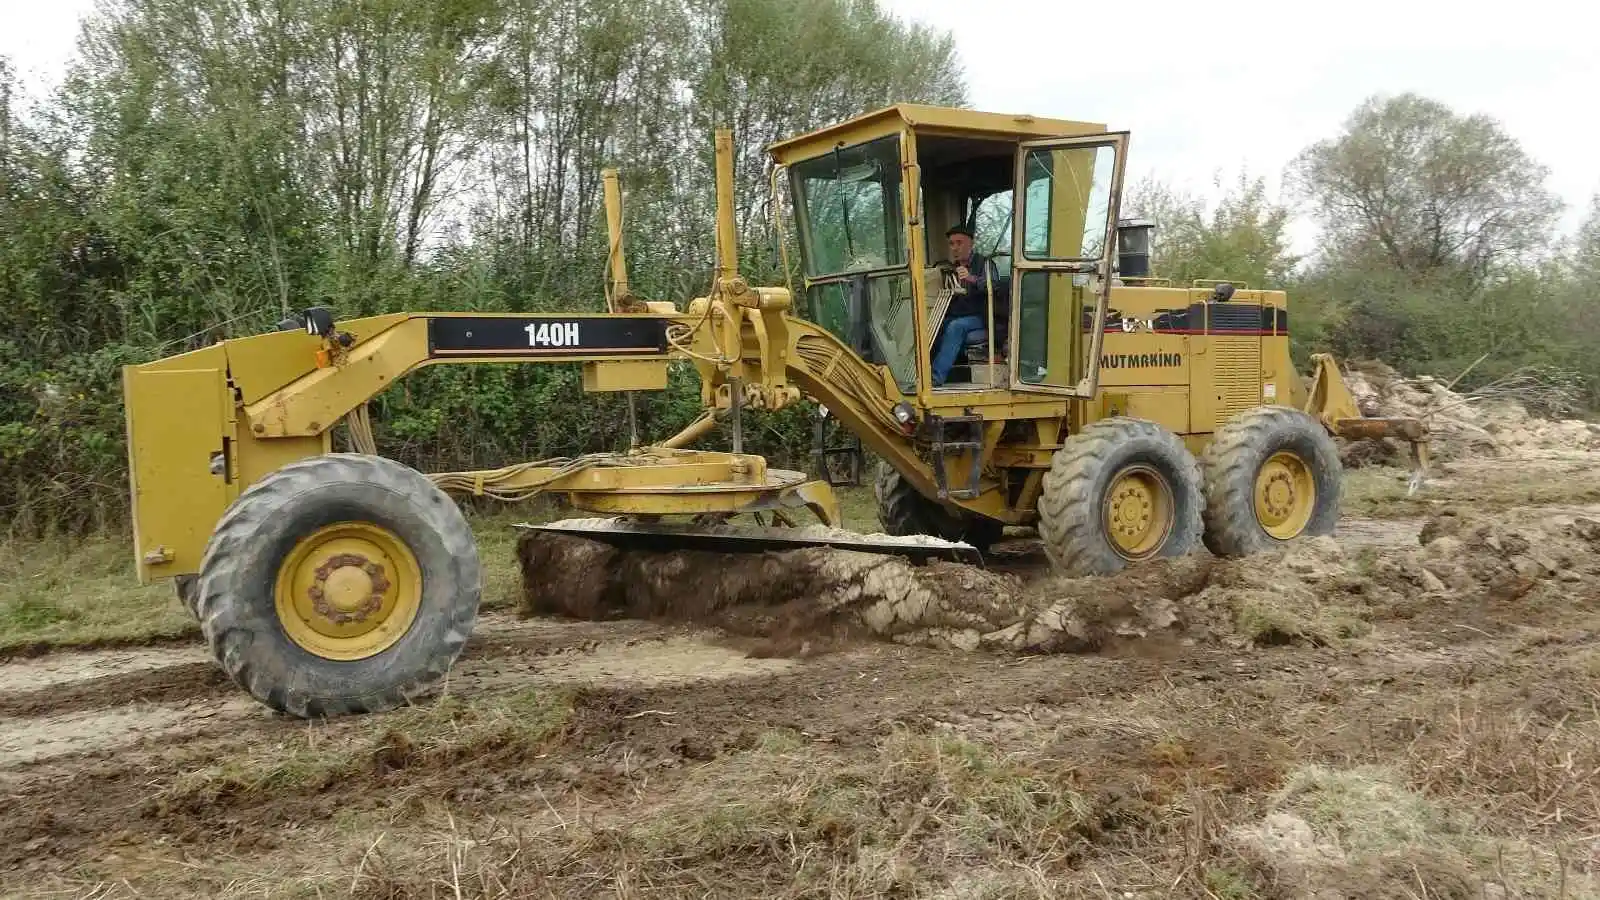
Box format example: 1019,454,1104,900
945,224,974,239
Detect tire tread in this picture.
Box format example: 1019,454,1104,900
1200,406,1342,557
1038,417,1204,575
874,463,1003,550
195,453,480,718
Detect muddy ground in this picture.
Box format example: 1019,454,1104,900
3,454,1600,898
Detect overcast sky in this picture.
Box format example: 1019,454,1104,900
5,0,1598,253
882,0,1600,252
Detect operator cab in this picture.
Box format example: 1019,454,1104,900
770,104,1128,404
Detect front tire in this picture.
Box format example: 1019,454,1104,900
175,574,199,619
1200,406,1342,557
195,453,481,718
1038,417,1204,575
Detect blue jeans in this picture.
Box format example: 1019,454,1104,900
931,315,986,386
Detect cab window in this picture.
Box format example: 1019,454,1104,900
791,136,905,277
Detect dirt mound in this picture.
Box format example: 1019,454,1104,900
518,512,1600,658
518,522,1218,655
1342,360,1600,464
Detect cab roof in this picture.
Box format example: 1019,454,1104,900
766,104,1108,165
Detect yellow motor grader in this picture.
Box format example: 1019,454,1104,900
122,105,1427,718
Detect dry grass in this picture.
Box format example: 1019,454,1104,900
1404,698,1600,844
330,726,1098,899
154,687,573,810
1343,460,1600,520
1228,760,1600,899
27,671,1600,899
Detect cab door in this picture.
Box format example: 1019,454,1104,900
1007,132,1129,397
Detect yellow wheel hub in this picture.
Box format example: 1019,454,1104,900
1254,451,1316,540
1102,464,1174,559
274,522,423,661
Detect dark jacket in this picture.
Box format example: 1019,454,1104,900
946,252,1008,323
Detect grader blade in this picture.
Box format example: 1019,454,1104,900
516,519,985,566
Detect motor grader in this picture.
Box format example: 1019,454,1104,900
121,104,1427,718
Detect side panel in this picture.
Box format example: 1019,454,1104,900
1190,336,1220,434
1265,334,1297,409
1094,333,1189,387
124,365,233,583
1090,388,1191,435
1121,391,1191,435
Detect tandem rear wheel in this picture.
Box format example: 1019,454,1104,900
1200,406,1342,556
1034,411,1343,576
193,453,481,718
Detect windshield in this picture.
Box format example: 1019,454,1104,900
791,136,906,277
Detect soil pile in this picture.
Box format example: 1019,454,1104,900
1341,360,1600,464
517,512,1600,656
518,520,1220,654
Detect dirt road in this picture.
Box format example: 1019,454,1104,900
2,458,1598,898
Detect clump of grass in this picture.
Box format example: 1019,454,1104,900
159,687,573,807
1277,764,1457,852
1202,866,1260,899
1232,593,1370,647
1222,765,1479,898
1231,760,1599,899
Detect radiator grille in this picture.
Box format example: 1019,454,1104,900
1213,337,1262,421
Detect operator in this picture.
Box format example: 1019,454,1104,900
930,224,1006,387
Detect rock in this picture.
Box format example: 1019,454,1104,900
1419,568,1447,593
1422,535,1464,559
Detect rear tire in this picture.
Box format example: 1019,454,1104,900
195,453,481,718
1200,406,1342,557
1038,417,1204,575
874,463,1004,551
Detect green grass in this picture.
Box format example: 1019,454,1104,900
833,484,881,532
1202,867,1261,900
0,533,195,653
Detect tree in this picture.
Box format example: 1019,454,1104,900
1124,172,1297,289
1290,93,1562,285
0,0,970,530
1574,194,1600,285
